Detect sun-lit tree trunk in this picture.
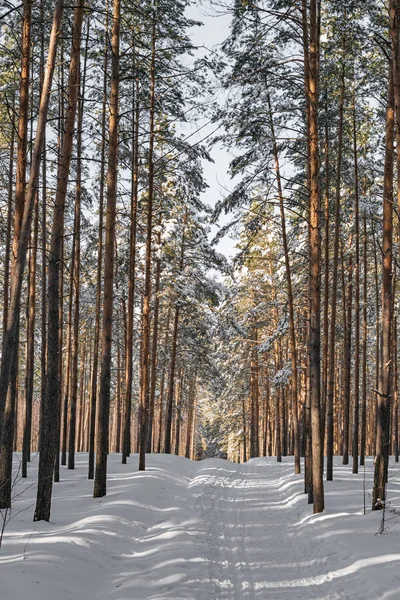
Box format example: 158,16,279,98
174,369,183,456
342,249,352,466
40,0,48,470
322,100,329,460
34,0,84,523
2,96,15,351
88,6,108,480
395,344,399,461
147,225,162,453
156,305,171,453
94,0,120,498
76,338,87,453
122,68,139,465
241,395,247,462
139,17,156,471
373,7,396,509
301,0,313,502
185,374,196,459
54,231,64,485
113,342,122,452
164,211,187,455
61,263,72,466
61,238,73,467
372,221,380,454
268,93,300,474
250,323,259,458
68,22,88,470
308,0,324,513
393,0,400,465
352,96,360,474
326,32,345,482
392,310,398,458
0,0,32,508
263,370,270,457
22,194,38,478
360,213,368,466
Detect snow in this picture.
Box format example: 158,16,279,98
1,454,400,599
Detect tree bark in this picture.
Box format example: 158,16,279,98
342,248,352,466
139,17,156,471
68,21,88,470
360,213,368,466
34,0,84,522
2,94,15,351
22,194,38,478
147,226,162,453
156,305,171,453
352,96,360,474
372,14,395,508
164,212,187,454
88,5,108,480
94,0,120,498
326,32,345,482
0,0,32,508
308,0,324,513
322,97,330,460
122,66,139,465
250,324,259,458
393,0,400,464
268,93,300,474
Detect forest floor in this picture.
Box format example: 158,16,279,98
1,454,400,599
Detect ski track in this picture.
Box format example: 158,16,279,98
187,459,400,600
2,454,400,600
191,459,333,599
193,464,255,599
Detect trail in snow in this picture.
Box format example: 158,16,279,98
1,454,400,600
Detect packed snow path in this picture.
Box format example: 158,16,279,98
1,455,400,599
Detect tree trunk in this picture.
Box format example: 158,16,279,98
0,0,32,508
147,227,162,453
326,31,345,482
250,324,259,458
164,212,187,454
88,5,108,480
0,0,62,447
301,0,313,503
360,213,368,466
68,21,88,470
342,248,352,466
174,370,183,456
76,339,87,454
34,0,84,523
139,17,156,472
56,33,65,479
308,0,324,513
40,0,48,475
93,0,120,499
352,96,360,474
322,98,330,461
268,93,300,474
156,305,171,453
22,194,38,478
185,375,196,459
242,395,247,462
2,95,15,351
122,61,139,465
61,245,73,467
393,0,400,464
373,24,395,508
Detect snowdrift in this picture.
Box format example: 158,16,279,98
1,454,400,599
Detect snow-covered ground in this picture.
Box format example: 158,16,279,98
1,454,400,599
